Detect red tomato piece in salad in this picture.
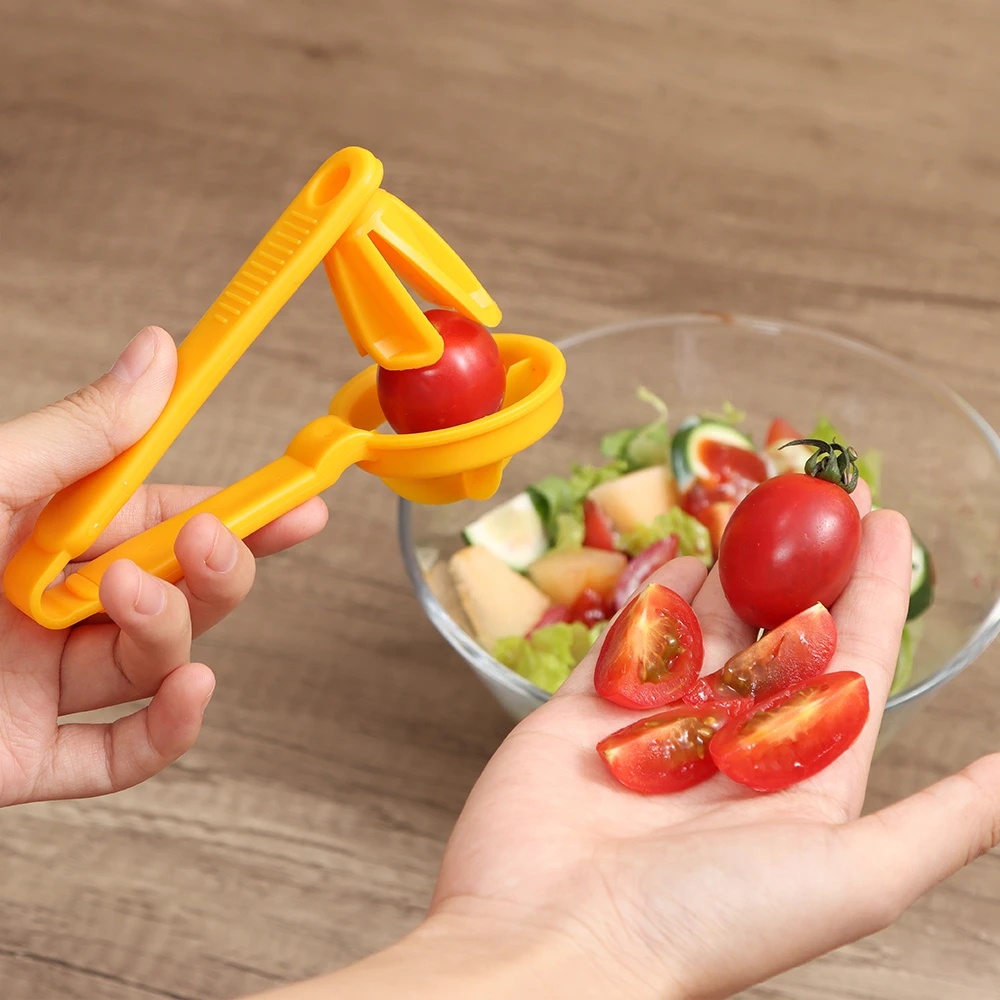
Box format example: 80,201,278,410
597,704,729,794
765,417,802,448
594,584,703,709
567,587,612,627
376,309,506,434
527,605,570,635
612,536,679,611
697,438,769,485
582,498,617,551
709,671,870,793
719,602,837,700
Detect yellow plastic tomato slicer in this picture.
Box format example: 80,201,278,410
4,146,566,630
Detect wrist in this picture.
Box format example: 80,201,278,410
246,904,683,1000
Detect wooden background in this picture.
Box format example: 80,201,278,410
3,1,999,997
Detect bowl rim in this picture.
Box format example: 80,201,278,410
398,311,1000,714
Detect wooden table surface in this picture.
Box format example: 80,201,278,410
3,2,1000,997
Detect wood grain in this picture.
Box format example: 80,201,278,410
2,1,999,997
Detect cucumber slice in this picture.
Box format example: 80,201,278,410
908,531,935,620
670,417,759,491
461,492,549,571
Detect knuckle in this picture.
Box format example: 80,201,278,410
55,383,123,453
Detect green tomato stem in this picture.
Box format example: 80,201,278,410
780,438,860,493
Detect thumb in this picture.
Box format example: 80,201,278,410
0,326,177,510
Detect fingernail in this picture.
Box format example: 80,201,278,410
133,570,167,616
110,327,157,383
206,525,239,574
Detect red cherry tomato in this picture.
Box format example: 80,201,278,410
709,671,870,792
567,587,612,627
611,536,679,611
681,670,754,718
718,472,861,630
582,498,617,551
719,603,837,701
597,705,730,795
765,417,802,448
376,309,505,433
594,584,703,709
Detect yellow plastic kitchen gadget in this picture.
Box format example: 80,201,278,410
4,146,566,630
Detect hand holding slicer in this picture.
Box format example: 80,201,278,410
4,146,565,630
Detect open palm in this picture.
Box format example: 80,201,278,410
431,492,1000,999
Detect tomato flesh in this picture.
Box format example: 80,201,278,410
612,536,679,611
594,584,703,709
718,475,861,629
583,498,617,551
597,705,729,794
681,670,754,717
720,603,837,701
682,477,748,519
697,439,768,485
709,671,870,792
376,309,506,433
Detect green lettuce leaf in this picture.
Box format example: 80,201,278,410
527,462,626,545
889,618,923,696
494,621,606,694
618,507,713,564
600,387,671,471
552,511,586,550
810,416,883,504
703,400,747,428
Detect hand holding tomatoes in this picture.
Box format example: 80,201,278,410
376,309,506,433
430,507,1000,1000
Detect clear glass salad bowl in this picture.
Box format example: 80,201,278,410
398,314,1000,749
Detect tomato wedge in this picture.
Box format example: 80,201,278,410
594,584,703,709
583,498,617,551
719,603,836,701
682,670,754,717
611,536,679,611
709,671,870,792
597,705,729,794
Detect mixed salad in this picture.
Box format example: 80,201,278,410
435,389,933,698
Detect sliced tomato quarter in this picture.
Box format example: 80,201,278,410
594,584,703,709
720,603,837,701
709,671,870,793
682,669,755,718
597,705,729,794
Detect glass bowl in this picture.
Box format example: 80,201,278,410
398,314,1000,747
